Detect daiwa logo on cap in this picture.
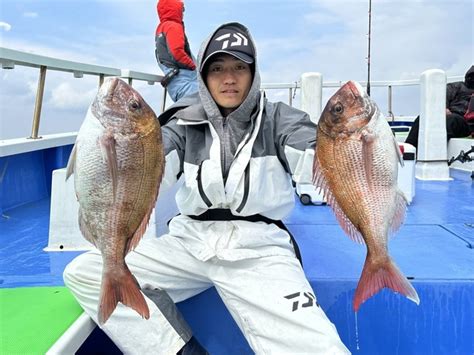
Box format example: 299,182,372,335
214,32,249,49
200,23,255,72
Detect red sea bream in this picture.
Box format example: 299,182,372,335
313,80,420,311
66,78,164,324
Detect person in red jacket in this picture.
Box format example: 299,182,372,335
155,0,198,102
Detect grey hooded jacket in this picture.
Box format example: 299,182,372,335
159,22,316,220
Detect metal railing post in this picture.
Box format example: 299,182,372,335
388,85,395,121
161,88,168,113
99,74,104,87
30,65,47,139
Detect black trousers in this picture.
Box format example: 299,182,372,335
405,113,471,148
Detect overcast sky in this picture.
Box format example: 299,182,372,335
0,0,473,140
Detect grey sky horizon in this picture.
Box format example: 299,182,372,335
0,0,472,140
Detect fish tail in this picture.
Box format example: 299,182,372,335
353,255,420,312
98,267,150,325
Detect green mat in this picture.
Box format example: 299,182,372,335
0,287,83,355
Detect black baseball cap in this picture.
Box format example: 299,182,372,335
200,24,255,72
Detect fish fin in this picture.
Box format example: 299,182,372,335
126,215,150,254
312,154,331,194
312,153,322,185
126,191,161,254
389,190,408,237
98,266,150,325
313,155,364,244
126,157,164,254
65,143,77,180
393,136,404,167
99,134,118,202
78,210,99,247
330,195,365,244
353,255,420,312
361,130,376,191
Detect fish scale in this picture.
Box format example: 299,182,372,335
335,127,396,236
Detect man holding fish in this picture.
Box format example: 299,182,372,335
64,20,417,354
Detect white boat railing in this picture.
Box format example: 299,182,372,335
0,47,163,140
1,46,466,179
2,46,463,139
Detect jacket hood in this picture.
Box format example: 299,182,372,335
464,65,474,79
465,65,474,89
197,22,261,123
157,0,184,23
465,65,474,80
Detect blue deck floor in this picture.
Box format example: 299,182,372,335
1,169,473,354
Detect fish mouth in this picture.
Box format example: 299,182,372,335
102,78,120,101
347,80,376,118
92,78,125,124
347,81,366,99
108,78,120,95
97,77,121,104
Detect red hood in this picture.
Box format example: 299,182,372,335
157,0,184,23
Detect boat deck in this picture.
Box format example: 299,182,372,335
1,169,473,354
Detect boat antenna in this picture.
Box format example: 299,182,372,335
367,0,372,96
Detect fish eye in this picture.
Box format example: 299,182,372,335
333,102,344,114
128,100,141,111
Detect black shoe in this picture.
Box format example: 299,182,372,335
161,68,180,88
177,336,208,355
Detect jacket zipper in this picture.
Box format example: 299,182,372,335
222,117,228,178
236,163,250,213
196,162,213,208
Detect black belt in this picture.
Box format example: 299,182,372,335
189,209,303,267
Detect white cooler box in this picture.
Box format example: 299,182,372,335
296,143,416,205
397,142,416,204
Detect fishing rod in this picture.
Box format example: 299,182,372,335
367,0,372,96
447,145,474,179
447,146,474,166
